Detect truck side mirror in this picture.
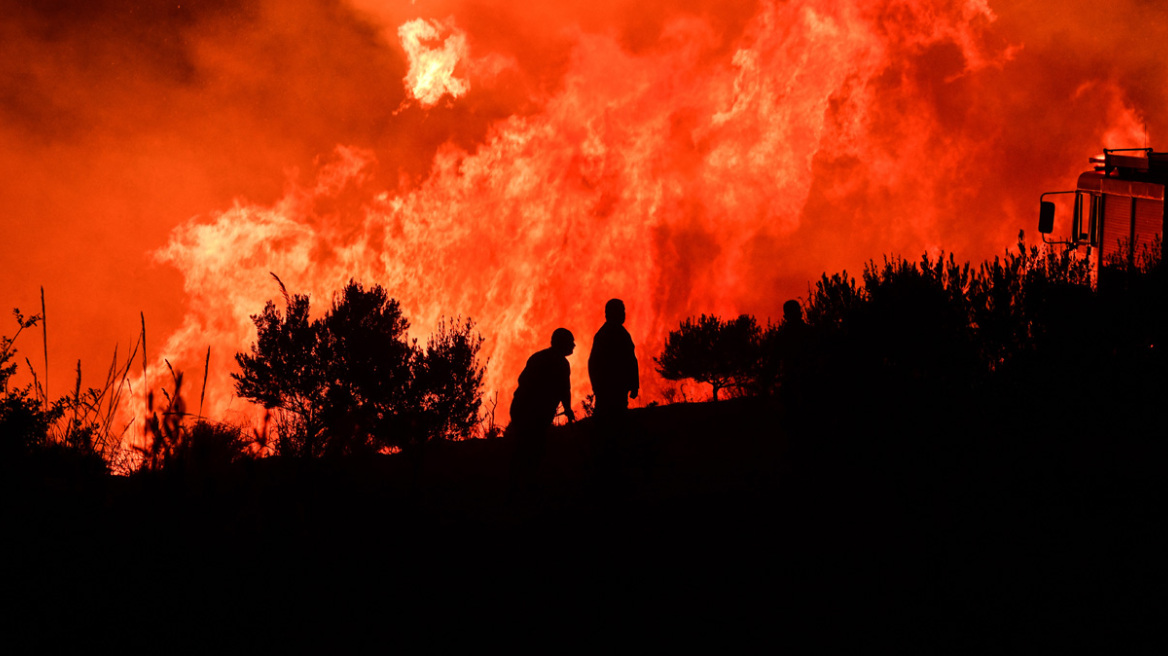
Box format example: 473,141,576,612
1039,201,1055,234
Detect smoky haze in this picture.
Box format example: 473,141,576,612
2,0,1164,425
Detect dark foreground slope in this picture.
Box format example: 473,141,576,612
5,372,1164,651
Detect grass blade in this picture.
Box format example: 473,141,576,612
198,346,209,421
40,286,48,410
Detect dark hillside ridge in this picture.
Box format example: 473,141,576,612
6,374,1163,650
7,241,1163,647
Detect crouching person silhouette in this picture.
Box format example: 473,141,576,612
508,328,576,501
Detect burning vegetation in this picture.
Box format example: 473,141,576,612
3,1,1165,646
4,0,1165,430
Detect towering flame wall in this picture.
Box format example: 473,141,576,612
1,0,1163,428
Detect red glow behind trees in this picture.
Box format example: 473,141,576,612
2,0,1165,428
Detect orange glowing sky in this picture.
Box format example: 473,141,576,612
2,0,1165,426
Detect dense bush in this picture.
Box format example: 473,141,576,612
660,237,1160,403
413,317,487,442
793,242,1116,389
1,309,111,475
136,365,257,473
0,311,55,461
234,278,485,456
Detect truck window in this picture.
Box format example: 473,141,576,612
1074,191,1097,245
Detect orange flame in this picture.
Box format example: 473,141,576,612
399,18,470,108
2,0,1162,434
150,2,1027,424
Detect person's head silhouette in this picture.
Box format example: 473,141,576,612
604,298,626,325
551,328,575,356
783,300,803,324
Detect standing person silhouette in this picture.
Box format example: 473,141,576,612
588,299,639,417
776,299,812,390
508,328,576,499
588,299,641,494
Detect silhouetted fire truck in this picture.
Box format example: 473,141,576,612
1039,147,1166,269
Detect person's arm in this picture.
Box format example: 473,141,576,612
627,332,639,399
561,361,576,422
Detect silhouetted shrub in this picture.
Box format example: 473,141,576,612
1,310,52,460
234,278,486,456
805,270,862,336
655,314,761,400
752,314,816,397
853,253,979,385
1,309,117,475
234,285,330,456
653,241,1143,413
410,317,486,442
967,239,1093,371
317,281,417,453
169,420,255,475
139,366,189,469
797,243,1110,389
0,381,54,463
134,363,255,474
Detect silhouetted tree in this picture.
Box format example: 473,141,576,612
411,317,486,443
318,282,417,454
655,314,761,400
234,289,331,456
234,278,486,456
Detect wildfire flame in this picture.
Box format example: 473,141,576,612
2,0,1161,434
151,0,1023,424
398,18,469,108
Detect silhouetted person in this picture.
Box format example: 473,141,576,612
588,299,639,417
587,299,644,495
508,328,576,500
776,299,813,396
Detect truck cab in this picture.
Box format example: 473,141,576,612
1039,148,1167,270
